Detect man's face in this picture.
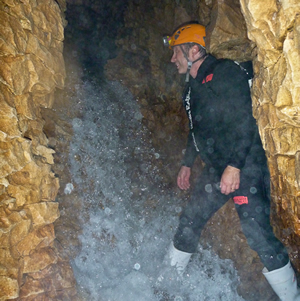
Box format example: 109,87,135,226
171,45,188,74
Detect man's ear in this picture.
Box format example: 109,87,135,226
191,45,200,57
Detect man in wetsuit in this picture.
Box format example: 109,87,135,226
160,23,300,301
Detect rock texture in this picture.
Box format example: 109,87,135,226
239,0,300,269
206,0,256,61
0,1,77,300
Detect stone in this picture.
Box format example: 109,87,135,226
34,145,55,164
30,259,76,290
9,219,31,249
0,137,32,178
23,247,58,274
14,93,37,120
0,0,75,300
0,10,27,56
240,0,300,270
25,202,60,228
6,185,34,208
206,0,255,61
0,275,19,300
16,224,55,256
0,93,20,137
19,277,44,299
7,161,60,205
0,247,19,279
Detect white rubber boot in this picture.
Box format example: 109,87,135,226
165,242,192,274
157,243,192,284
263,261,300,301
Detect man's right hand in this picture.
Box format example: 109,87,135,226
177,166,191,190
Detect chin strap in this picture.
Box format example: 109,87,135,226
186,61,193,82
180,45,207,83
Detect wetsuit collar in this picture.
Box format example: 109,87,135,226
194,54,218,83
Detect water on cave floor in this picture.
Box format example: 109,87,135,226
66,79,246,301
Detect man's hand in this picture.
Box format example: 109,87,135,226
177,166,191,190
220,165,240,195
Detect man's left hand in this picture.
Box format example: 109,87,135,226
220,165,240,195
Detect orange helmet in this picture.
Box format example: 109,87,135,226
163,23,206,49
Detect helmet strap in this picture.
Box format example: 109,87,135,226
185,61,192,82
180,45,207,83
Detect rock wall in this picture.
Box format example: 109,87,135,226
0,1,77,300
240,0,300,269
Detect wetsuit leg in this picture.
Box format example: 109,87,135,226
233,163,289,271
174,167,228,253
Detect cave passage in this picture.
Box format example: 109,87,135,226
64,1,128,79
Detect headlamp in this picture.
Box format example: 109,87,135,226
163,36,171,47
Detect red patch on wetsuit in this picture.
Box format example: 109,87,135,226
233,196,249,205
202,74,213,84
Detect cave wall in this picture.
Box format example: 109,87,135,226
239,0,300,265
0,1,77,300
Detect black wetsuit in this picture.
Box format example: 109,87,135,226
174,55,288,271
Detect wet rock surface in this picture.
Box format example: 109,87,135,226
240,0,300,270
0,1,77,300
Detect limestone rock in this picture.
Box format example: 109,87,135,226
240,0,300,270
14,93,38,120
0,93,20,137
23,247,58,274
16,224,56,256
0,10,27,56
20,244,78,299
25,202,60,228
0,1,76,300
34,145,55,164
7,161,60,206
0,275,18,301
29,257,76,290
19,278,44,299
0,138,32,179
9,219,31,250
206,0,255,61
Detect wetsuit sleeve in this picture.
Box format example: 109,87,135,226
181,131,199,167
212,62,256,170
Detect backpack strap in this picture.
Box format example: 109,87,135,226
203,59,254,89
234,60,254,87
